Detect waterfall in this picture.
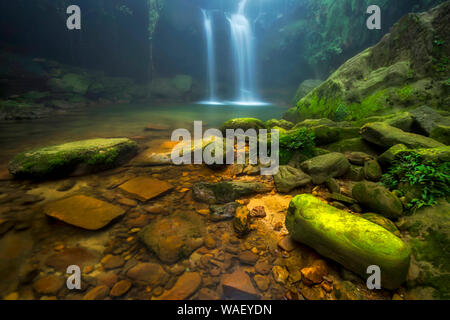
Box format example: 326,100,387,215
228,0,260,105
201,9,219,104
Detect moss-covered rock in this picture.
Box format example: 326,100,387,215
300,152,350,184
361,122,445,149
430,125,450,145
325,138,378,155
378,144,409,167
285,194,411,290
352,181,404,219
284,3,450,122
293,79,323,103
8,138,138,179
379,145,450,167
361,213,401,236
220,118,266,133
409,106,450,136
273,165,312,193
364,160,382,182
265,119,294,130
343,165,364,181
398,201,450,299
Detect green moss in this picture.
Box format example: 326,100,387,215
220,118,266,133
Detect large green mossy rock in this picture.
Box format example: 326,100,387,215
398,201,450,299
285,194,411,290
300,152,350,184
273,165,311,193
352,181,404,219
8,138,138,179
361,122,444,149
283,3,450,122
220,118,266,133
379,145,450,167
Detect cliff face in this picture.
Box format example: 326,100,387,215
284,2,450,123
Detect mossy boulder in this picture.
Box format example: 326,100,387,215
361,122,445,149
352,181,404,219
364,160,382,182
220,118,266,133
293,79,323,103
325,138,378,155
430,125,450,145
273,165,312,193
309,125,360,146
409,106,450,136
265,119,294,130
398,201,450,299
378,144,409,167
284,3,450,122
285,194,411,290
300,152,350,184
8,138,138,179
343,165,364,181
379,145,450,167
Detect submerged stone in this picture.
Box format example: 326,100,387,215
138,212,204,264
192,181,270,204
44,195,125,230
285,194,411,290
118,177,173,202
154,272,202,300
8,138,138,179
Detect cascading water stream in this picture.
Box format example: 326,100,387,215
227,0,263,105
201,9,220,104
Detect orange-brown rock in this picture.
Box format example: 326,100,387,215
83,285,110,300
222,269,259,299
110,280,132,297
127,262,169,287
301,260,328,286
33,275,64,295
101,254,125,270
44,195,125,230
278,236,297,252
154,272,201,300
119,177,172,202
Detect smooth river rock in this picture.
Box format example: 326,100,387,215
300,152,350,184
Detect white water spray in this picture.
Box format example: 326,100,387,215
201,9,220,104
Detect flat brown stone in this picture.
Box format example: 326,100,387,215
222,269,259,299
119,177,173,202
278,236,297,252
154,272,201,300
101,254,125,270
44,195,125,230
83,285,110,300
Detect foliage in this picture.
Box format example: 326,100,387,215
279,128,316,156
381,153,450,209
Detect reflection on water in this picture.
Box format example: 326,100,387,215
0,103,287,166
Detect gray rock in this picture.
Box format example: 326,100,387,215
273,165,312,193
300,152,350,184
410,106,450,136
192,181,270,204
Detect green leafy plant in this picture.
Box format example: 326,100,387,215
381,153,450,209
279,128,315,156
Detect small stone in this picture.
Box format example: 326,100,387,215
117,198,137,207
301,260,328,286
238,251,259,265
255,260,272,275
154,272,202,300
127,263,169,287
272,266,289,284
325,178,340,194
321,282,333,293
101,254,125,270
198,288,220,300
233,206,251,237
143,205,169,215
204,236,216,250
3,292,19,300
250,206,266,218
96,272,118,288
254,275,270,291
83,285,109,300
277,236,297,252
110,280,132,297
